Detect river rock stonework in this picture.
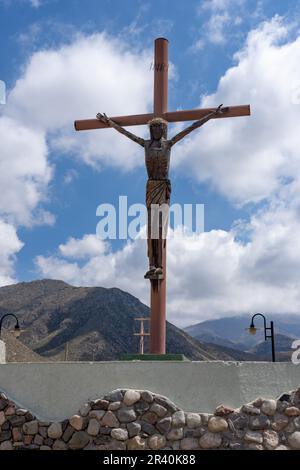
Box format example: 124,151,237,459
1,387,300,450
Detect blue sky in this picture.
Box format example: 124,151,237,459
1,0,300,325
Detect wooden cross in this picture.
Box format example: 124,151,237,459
74,38,250,355
134,317,150,355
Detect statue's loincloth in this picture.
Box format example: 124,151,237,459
146,179,171,267
146,179,171,208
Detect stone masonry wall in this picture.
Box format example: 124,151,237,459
1,387,300,450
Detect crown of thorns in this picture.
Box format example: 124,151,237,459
147,117,168,127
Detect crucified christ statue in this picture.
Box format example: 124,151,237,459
75,37,250,354
96,104,228,279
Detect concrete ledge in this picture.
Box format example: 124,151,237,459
0,361,300,421
120,354,189,361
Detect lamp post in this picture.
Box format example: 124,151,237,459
248,313,275,362
0,313,21,338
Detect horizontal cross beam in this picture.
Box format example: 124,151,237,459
74,104,250,131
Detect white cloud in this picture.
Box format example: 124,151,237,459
59,234,108,259
194,0,247,48
36,232,146,294
63,169,78,185
0,32,152,283
0,79,52,284
1,31,153,228
206,12,231,45
0,0,44,7
6,33,153,169
177,16,300,205
0,220,23,286
201,0,245,12
0,116,52,226
29,0,41,7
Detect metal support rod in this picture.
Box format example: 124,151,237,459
269,321,276,363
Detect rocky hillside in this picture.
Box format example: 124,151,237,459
0,280,240,361
1,331,53,362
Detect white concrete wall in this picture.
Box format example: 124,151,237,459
0,361,300,421
0,340,6,364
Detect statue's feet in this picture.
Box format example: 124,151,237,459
144,267,164,280
144,267,156,279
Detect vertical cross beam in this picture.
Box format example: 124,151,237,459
134,317,150,355
153,38,168,117
150,38,169,354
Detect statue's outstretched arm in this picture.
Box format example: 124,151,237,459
96,113,145,147
169,105,229,147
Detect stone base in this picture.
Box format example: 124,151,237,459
120,353,189,361
1,386,300,450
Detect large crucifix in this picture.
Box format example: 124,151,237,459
74,38,250,355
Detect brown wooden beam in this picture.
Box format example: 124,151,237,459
74,105,250,132
74,113,154,131
164,104,250,122
150,38,169,355
153,37,168,117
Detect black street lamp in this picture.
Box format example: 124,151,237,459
0,313,21,339
247,313,276,362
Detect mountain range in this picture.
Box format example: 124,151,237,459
1,279,297,362
0,279,238,362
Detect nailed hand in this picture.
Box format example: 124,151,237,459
215,104,229,115
96,112,111,125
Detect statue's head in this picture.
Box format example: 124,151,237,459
148,117,168,140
